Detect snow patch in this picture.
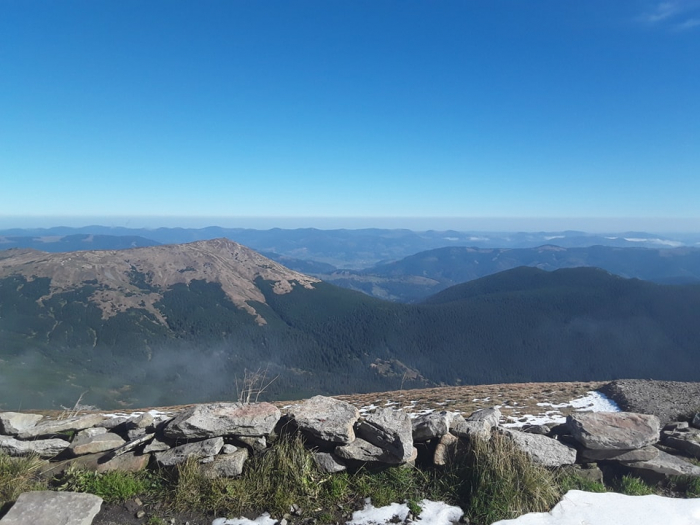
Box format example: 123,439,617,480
212,513,276,525
503,391,620,428
347,499,463,525
491,490,700,524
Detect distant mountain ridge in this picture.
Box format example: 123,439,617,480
318,244,700,302
2,226,698,270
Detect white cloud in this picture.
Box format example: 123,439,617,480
637,0,700,30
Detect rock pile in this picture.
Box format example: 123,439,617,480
1,396,700,483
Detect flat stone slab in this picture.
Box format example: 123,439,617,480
335,437,404,464
502,429,577,467
69,432,126,457
579,445,659,463
622,449,700,478
0,491,102,525
164,402,280,439
289,395,359,444
155,437,224,466
567,412,660,450
17,414,106,439
0,435,69,458
663,429,700,459
0,412,43,436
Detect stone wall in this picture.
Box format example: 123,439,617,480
2,395,700,482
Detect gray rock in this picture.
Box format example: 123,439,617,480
622,449,700,478
164,402,280,439
155,437,224,467
74,427,108,440
96,451,150,473
356,408,413,463
335,437,403,464
567,412,660,450
200,448,248,479
0,435,69,458
450,416,491,441
97,416,130,430
68,432,126,457
0,490,102,525
433,432,464,466
112,433,155,456
412,412,452,442
17,414,106,439
0,412,43,436
126,412,154,429
467,407,502,427
288,396,359,444
693,413,700,430
664,421,689,432
522,425,551,435
663,429,700,458
127,428,148,440
143,438,171,454
559,464,604,485
313,451,347,473
579,445,659,462
221,444,238,454
234,435,267,453
502,429,577,467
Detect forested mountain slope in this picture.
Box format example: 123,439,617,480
1,241,698,409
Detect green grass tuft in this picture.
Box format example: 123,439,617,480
617,474,655,496
57,466,164,504
0,453,47,514
557,472,607,493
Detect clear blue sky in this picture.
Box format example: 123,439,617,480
1,1,699,231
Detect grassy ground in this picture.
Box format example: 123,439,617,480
2,430,699,525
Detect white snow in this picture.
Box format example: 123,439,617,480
212,513,276,525
503,391,620,428
623,237,683,247
491,490,700,524
347,498,463,525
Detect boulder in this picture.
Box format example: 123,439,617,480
502,429,577,467
0,412,43,436
622,449,700,478
96,451,150,473
433,432,464,466
450,415,491,441
200,448,249,479
68,432,126,457
17,414,106,439
412,412,452,442
155,437,224,467
664,421,689,432
663,429,700,458
288,396,359,444
356,408,413,463
0,490,103,525
692,413,700,430
125,412,155,430
567,412,660,450
0,435,69,458
579,445,659,463
467,407,502,427
164,402,280,439
221,444,238,454
522,424,551,435
335,437,404,464
313,451,347,473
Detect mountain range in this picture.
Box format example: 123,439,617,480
1,238,699,410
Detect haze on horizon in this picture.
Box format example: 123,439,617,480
1,1,698,229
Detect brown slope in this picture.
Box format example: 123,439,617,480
0,238,319,324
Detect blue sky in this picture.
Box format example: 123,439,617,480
1,1,699,231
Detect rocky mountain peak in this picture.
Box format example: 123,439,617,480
0,238,319,324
